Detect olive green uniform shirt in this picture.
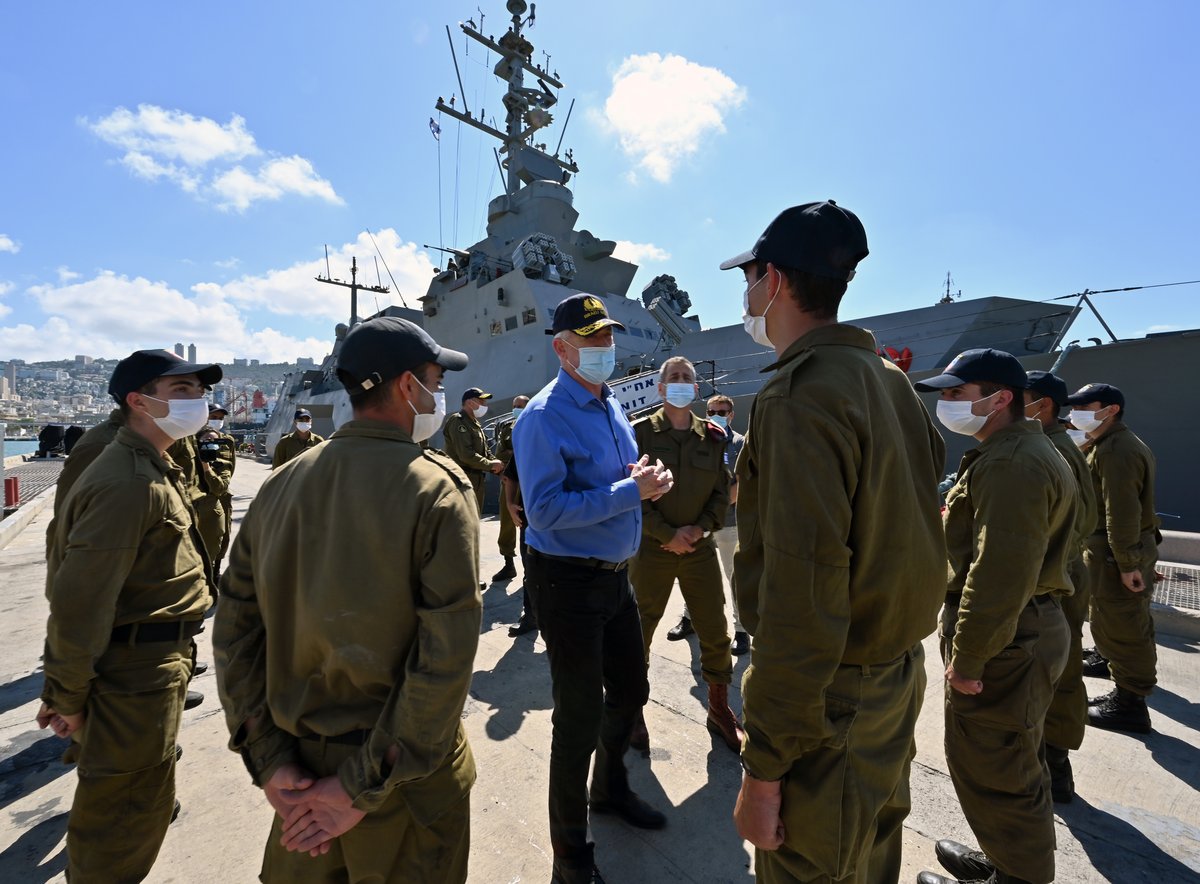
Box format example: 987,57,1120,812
1044,422,1099,557
735,324,947,781
1086,423,1159,572
271,430,325,468
215,420,482,813
494,419,515,466
194,447,234,561
633,409,729,544
48,409,125,556
943,420,1078,679
442,410,492,478
43,427,212,716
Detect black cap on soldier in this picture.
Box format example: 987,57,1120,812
336,316,468,395
462,387,493,403
1065,383,1125,410
294,408,312,420
208,403,229,416
915,348,1028,392
108,349,222,404
547,293,625,336
1026,371,1069,407
719,200,869,281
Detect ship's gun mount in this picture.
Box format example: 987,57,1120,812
512,233,577,284
642,275,693,347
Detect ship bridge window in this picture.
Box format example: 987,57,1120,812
490,320,503,336
522,308,538,325
505,316,518,331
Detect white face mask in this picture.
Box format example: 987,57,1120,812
474,403,489,419
742,274,777,348
663,382,695,408
207,419,225,430
935,391,998,436
1023,397,1044,418
295,421,313,433
1067,428,1089,447
142,395,210,440
1068,408,1107,433
410,377,447,443
564,340,617,385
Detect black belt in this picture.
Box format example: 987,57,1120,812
300,729,371,746
529,548,628,572
110,619,204,644
944,593,1058,609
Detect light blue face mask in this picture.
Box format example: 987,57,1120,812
708,414,728,429
566,340,616,384
663,382,696,408
511,407,524,421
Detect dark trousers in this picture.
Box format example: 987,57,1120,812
527,551,650,870
518,527,535,623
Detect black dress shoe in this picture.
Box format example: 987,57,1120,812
171,799,182,824
589,790,666,829
935,839,995,880
184,690,204,710
731,631,750,656
192,661,209,676
918,871,997,884
666,616,693,641
508,618,537,637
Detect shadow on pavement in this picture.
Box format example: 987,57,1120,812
470,633,551,743
1058,794,1199,881
0,732,73,814
0,671,43,716
0,811,69,884
1148,687,1199,731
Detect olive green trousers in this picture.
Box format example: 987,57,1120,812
66,640,191,883
942,596,1069,884
497,483,517,558
630,541,731,684
1043,557,1089,750
1085,534,1158,696
754,643,926,883
259,738,470,884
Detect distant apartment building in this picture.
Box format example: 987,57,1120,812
74,355,94,365
174,343,185,357
233,358,249,367
187,343,197,363
3,363,16,390
296,357,315,367
250,359,260,366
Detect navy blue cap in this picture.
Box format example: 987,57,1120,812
208,402,229,416
719,200,869,281
1026,370,1069,407
462,387,493,403
548,293,624,336
1066,383,1125,409
914,348,1028,391
294,408,312,419
108,349,222,404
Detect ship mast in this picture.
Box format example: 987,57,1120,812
315,255,389,329
434,0,579,198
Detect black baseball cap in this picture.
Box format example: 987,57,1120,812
108,349,222,404
294,408,312,420
336,316,468,395
719,200,869,281
208,403,229,416
1025,370,1069,407
1066,383,1125,409
915,348,1028,391
548,293,625,336
462,387,493,403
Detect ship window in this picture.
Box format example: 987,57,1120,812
628,327,642,338
490,320,503,336
505,315,518,331
522,308,537,325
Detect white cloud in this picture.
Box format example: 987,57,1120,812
597,53,746,183
0,234,19,254
57,266,81,283
215,257,241,269
89,105,259,166
612,240,671,264
0,281,13,296
1146,324,1180,333
85,105,341,212
205,228,435,321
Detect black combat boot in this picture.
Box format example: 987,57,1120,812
1088,686,1117,707
1087,686,1152,734
1081,648,1110,679
1046,744,1074,803
666,615,693,641
492,556,517,581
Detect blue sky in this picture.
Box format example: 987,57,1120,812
1,1,1196,363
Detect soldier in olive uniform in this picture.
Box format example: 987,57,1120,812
629,356,742,754
725,203,947,884
194,428,234,577
206,403,238,570
443,386,503,514
917,349,1077,884
272,407,325,468
1067,383,1160,734
215,316,481,883
492,395,529,581
1023,371,1098,803
38,349,220,882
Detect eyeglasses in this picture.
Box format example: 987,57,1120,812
706,409,731,417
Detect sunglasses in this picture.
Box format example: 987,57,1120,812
706,409,731,417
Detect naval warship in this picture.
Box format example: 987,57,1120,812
263,0,1200,530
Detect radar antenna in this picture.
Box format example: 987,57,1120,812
316,255,390,328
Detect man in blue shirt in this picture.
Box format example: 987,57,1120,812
513,293,674,884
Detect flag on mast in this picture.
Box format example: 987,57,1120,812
429,117,441,141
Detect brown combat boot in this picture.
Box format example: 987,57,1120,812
705,683,745,753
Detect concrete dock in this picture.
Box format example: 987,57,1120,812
1,459,1197,882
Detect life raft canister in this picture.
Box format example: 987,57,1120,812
877,345,913,373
